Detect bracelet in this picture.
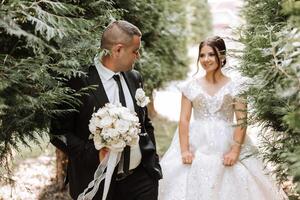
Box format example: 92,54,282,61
232,140,243,147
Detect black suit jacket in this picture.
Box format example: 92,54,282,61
50,66,162,199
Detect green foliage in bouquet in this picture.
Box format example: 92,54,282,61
238,0,300,196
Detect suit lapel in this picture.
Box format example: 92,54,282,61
86,68,142,119
86,66,109,109
122,72,141,117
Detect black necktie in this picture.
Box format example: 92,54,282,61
113,74,130,175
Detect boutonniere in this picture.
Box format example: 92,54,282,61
135,88,150,107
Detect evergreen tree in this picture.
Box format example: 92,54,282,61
187,0,212,44
0,0,212,185
238,0,300,196
0,0,117,180
113,0,190,94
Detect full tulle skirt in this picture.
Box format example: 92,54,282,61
158,120,287,200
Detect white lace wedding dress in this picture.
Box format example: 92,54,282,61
158,78,287,200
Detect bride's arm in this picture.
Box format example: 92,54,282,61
233,96,247,148
223,96,247,166
179,94,193,164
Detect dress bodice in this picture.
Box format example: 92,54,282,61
181,78,246,123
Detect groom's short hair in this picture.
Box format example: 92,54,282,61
100,20,142,51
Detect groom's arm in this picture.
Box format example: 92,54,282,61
129,70,162,179
51,113,99,163
50,77,99,162
143,107,156,146
140,79,161,171
50,77,81,155
133,71,157,146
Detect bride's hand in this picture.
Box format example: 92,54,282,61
223,146,240,167
181,151,194,164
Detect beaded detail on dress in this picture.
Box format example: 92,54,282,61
158,77,287,200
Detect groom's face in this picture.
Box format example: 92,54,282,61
118,35,141,72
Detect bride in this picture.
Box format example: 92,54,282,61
158,36,287,200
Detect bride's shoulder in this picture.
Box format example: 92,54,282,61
177,77,202,101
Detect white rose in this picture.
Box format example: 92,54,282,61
128,127,140,136
135,88,150,107
88,119,97,133
135,88,145,100
99,116,114,128
89,115,103,132
114,119,130,134
95,107,108,118
120,107,131,118
140,96,150,107
108,106,122,117
122,112,139,123
102,128,119,138
105,103,115,109
95,116,103,126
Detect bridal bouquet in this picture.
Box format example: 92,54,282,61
78,103,140,200
88,103,140,151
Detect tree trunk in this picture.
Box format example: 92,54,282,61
55,148,68,190
147,94,157,119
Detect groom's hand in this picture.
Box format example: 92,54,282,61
99,147,109,162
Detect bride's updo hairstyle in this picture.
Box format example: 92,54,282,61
196,36,227,81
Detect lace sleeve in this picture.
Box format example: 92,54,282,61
178,79,199,101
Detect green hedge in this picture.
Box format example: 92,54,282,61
238,0,300,196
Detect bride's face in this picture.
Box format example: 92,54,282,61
199,45,220,73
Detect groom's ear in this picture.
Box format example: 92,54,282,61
111,44,124,57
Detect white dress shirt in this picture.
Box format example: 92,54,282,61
94,56,142,171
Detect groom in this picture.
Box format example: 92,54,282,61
50,20,162,200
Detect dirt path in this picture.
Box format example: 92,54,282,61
0,155,70,200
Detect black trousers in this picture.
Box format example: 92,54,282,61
85,164,158,200
111,164,158,200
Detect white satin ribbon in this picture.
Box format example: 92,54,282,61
77,151,121,200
